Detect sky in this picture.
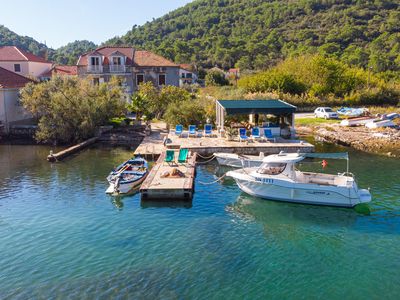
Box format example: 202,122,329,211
0,0,193,49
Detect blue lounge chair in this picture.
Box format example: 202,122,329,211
251,127,261,141
175,124,183,137
204,124,213,137
239,128,248,142
188,125,196,137
263,128,276,142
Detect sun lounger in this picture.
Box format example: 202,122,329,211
165,150,175,164
188,125,196,137
178,148,189,163
175,124,183,137
251,127,261,141
204,124,213,137
239,128,248,142
263,128,276,142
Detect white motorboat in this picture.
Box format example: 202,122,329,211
226,152,371,207
106,156,149,195
365,119,395,129
340,116,377,127
214,152,264,168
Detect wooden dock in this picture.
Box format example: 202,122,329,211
134,130,314,158
134,123,168,159
140,151,197,201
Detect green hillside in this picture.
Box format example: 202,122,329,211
106,0,400,72
49,40,97,65
0,25,96,65
0,25,51,57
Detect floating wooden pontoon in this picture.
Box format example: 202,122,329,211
140,151,197,201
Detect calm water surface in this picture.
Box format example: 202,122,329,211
0,141,399,299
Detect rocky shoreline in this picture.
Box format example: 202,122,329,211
296,124,400,157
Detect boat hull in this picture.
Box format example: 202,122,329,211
365,120,395,128
340,117,376,127
227,172,371,207
106,174,147,195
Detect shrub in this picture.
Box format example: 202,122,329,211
205,69,229,86
21,76,125,144
164,100,206,126
237,54,400,106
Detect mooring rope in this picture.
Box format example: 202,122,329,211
196,153,215,160
197,173,226,185
196,155,216,164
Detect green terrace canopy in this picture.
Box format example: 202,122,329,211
215,99,297,138
216,100,296,115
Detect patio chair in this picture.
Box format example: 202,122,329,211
178,148,189,163
188,125,196,137
204,124,213,137
263,128,276,142
165,149,175,164
250,127,261,141
175,124,183,137
238,128,248,143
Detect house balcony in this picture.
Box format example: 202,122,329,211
109,65,127,73
80,65,130,75
87,65,103,73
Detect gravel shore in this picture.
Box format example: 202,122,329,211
296,124,400,157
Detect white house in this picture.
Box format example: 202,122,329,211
179,64,198,86
0,67,35,133
0,46,52,80
76,46,181,94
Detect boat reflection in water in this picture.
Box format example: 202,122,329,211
227,194,362,241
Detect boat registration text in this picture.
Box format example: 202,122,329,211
255,177,274,184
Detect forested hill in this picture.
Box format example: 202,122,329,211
49,40,97,65
106,0,400,72
0,25,50,57
0,25,96,64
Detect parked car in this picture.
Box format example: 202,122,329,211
314,107,338,119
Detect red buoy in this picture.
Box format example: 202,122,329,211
321,160,328,168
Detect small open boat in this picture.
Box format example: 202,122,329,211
365,119,395,129
340,116,377,127
226,152,371,207
214,152,264,168
106,156,149,195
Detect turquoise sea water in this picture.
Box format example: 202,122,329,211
0,141,399,299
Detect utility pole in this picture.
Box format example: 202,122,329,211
367,66,372,90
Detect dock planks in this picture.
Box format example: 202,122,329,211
140,151,197,200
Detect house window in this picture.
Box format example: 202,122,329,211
158,74,166,86
16,91,23,106
14,64,21,72
90,57,100,65
112,57,122,65
186,73,192,79
136,74,144,86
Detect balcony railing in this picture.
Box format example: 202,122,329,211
109,65,126,73
83,65,129,74
87,65,103,73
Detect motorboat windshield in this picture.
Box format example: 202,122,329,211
257,163,287,175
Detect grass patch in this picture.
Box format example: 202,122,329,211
296,117,339,126
108,117,130,127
